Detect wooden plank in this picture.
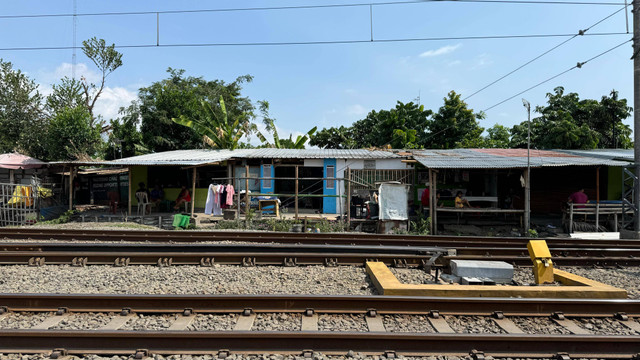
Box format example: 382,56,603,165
427,316,454,333
365,316,386,332
234,313,256,331
32,313,71,330
301,314,318,331
100,314,135,330
619,320,640,334
494,317,524,334
168,314,196,331
552,318,591,335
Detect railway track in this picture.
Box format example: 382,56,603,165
0,293,639,358
0,240,638,266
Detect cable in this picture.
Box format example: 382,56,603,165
0,32,627,52
482,39,631,112
464,5,628,100
0,0,627,19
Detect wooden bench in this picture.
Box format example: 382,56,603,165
564,202,632,233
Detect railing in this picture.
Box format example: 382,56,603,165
349,169,414,190
0,183,39,227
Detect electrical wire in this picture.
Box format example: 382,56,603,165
0,32,627,52
482,38,631,112
0,0,627,19
463,5,628,100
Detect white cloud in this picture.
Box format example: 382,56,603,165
346,104,367,116
92,86,137,121
419,44,461,58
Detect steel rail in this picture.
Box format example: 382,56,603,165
0,242,637,266
3,228,640,248
2,293,639,316
0,331,638,358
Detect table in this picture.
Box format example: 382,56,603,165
258,199,280,217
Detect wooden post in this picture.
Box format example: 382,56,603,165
596,167,600,203
346,167,351,226
295,165,299,220
245,164,250,217
128,167,132,215
191,167,196,217
68,166,74,211
8,169,14,184
569,202,574,234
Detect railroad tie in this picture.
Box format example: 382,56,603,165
551,316,591,335
301,313,318,331
618,318,640,334
491,317,524,334
100,313,136,330
426,312,454,333
233,311,257,331
31,312,72,330
168,313,196,331
0,312,8,323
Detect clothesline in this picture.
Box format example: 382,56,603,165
204,183,235,216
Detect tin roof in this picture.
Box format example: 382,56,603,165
103,149,252,166
412,149,629,169
556,149,634,161
239,148,400,159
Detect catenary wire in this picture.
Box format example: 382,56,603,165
463,5,628,100
0,0,627,19
482,38,631,112
0,32,627,52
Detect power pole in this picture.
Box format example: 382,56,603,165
634,0,640,236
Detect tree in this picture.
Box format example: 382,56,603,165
46,77,84,115
510,87,631,149
0,59,48,158
47,106,101,160
104,104,146,160
427,91,485,149
139,68,256,152
311,101,432,149
80,37,124,128
172,96,255,150
256,103,317,149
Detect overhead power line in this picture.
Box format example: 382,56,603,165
0,32,627,52
464,5,628,100
0,0,627,19
482,38,632,112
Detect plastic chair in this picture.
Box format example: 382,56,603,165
136,192,152,215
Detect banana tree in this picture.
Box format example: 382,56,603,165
257,118,317,149
172,96,255,150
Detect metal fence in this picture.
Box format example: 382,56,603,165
0,183,40,227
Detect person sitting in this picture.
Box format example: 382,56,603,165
174,185,191,211
568,188,588,208
455,191,471,208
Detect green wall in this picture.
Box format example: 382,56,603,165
129,166,210,209
608,166,623,201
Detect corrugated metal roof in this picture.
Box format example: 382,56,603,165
412,149,629,169
103,149,253,166
240,148,400,159
556,149,634,161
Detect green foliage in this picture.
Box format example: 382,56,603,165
46,77,84,115
410,215,430,235
527,228,539,238
429,91,485,149
314,219,348,233
312,101,432,149
104,104,147,160
0,59,47,158
41,210,77,225
47,107,101,160
172,95,255,150
510,87,631,149
140,69,256,152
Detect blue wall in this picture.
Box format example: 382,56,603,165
323,159,337,214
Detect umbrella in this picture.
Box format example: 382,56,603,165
0,153,47,170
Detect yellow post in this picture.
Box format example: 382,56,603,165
527,240,554,284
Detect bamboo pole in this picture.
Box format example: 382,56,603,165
191,167,197,217
295,165,299,220
245,165,250,216
68,166,74,211
128,167,132,215
346,167,351,226
432,170,438,235
428,169,433,235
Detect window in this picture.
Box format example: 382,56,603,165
363,160,376,169
262,164,272,188
326,165,335,189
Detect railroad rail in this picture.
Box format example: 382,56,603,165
0,293,639,358
0,241,638,266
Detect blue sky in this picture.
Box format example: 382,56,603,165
0,0,633,143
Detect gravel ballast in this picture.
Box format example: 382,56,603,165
574,317,638,335
318,314,368,332
253,313,301,331
383,315,435,333
187,314,237,331
0,312,52,329
120,314,176,330
445,316,504,334
0,265,376,295
50,313,113,330
511,316,570,335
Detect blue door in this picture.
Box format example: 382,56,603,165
323,159,336,214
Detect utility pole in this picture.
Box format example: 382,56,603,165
634,0,640,236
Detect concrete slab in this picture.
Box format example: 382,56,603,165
450,260,513,284
570,232,620,240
